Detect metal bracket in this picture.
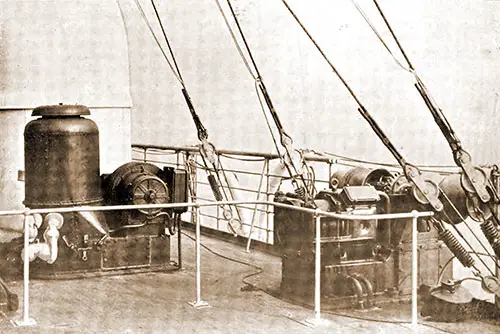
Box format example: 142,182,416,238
456,150,491,202
404,164,443,212
11,318,37,327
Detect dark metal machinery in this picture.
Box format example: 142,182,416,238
275,166,453,309
18,104,188,279
0,276,17,315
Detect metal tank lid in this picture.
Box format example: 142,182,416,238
32,104,90,117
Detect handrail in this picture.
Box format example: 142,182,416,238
0,200,433,220
1,199,431,328
132,143,335,163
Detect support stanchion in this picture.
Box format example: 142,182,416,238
246,160,267,253
12,209,36,327
411,210,418,330
301,212,328,327
177,214,182,269
188,205,210,309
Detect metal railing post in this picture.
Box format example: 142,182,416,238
13,209,36,327
300,211,328,327
246,159,268,252
266,158,270,244
411,210,418,329
188,205,209,309
314,212,321,321
0,198,433,325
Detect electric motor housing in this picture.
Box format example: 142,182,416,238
102,161,188,236
330,166,393,191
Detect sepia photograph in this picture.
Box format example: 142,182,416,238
0,0,499,332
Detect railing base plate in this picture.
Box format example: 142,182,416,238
188,300,210,309
299,317,329,328
11,318,37,327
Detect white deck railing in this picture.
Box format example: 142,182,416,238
0,200,432,329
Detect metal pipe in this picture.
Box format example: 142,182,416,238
188,205,209,309
377,191,391,215
314,213,321,321
132,143,335,163
177,214,182,269
411,210,418,329
246,160,268,252
266,158,270,244
195,205,201,303
377,191,391,245
0,200,434,221
132,144,459,174
346,275,365,309
22,213,64,264
23,211,30,323
353,274,374,307
14,210,36,326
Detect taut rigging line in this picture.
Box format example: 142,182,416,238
280,0,499,277
280,0,442,213
133,0,245,236
215,0,316,205
351,0,500,263
353,0,500,224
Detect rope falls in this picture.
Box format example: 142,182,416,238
352,0,500,270
280,0,500,280
280,1,442,212
213,0,317,207
362,0,500,223
133,0,246,236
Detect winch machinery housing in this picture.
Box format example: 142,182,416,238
20,104,188,278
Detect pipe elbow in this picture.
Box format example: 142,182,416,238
353,274,375,307
27,213,43,241
44,229,59,264
21,213,64,264
43,213,64,264
346,275,365,309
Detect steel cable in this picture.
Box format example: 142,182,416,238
133,0,183,85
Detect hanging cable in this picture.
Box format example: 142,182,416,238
350,0,463,152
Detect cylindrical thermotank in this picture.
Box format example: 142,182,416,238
0,1,131,242
24,105,102,208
